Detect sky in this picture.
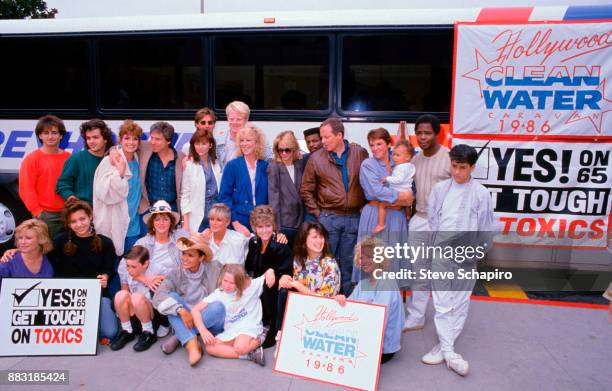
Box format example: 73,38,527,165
45,0,609,18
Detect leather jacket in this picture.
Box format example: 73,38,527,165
300,142,368,217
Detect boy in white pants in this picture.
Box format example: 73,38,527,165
421,144,494,376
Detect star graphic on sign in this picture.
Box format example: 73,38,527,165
565,78,612,134
461,48,496,99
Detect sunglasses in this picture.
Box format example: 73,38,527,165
278,148,293,154
149,205,172,213
198,120,215,125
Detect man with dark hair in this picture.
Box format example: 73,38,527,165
56,118,114,206
421,143,494,377
302,127,322,166
300,117,368,295
19,115,71,238
404,114,451,332
303,127,322,153
139,121,184,214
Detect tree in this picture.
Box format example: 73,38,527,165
0,0,58,19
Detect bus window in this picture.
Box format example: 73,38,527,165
341,31,453,114
214,35,329,111
0,38,90,110
98,37,202,110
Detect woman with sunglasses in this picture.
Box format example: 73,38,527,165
267,131,305,247
181,107,216,156
181,131,221,233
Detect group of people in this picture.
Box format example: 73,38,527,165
0,101,495,377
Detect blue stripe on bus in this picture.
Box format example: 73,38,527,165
564,5,612,20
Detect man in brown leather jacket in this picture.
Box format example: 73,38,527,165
300,118,368,295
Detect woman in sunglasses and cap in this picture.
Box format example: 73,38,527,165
118,200,189,317
152,234,224,366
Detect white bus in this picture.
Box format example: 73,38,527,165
1,4,610,269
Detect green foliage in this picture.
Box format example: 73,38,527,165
0,0,58,19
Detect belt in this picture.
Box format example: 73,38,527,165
320,207,361,216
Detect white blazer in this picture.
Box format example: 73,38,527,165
93,147,137,256
180,159,222,233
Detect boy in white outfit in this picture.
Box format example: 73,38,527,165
374,140,415,233
421,144,494,377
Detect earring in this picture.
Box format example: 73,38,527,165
89,221,95,234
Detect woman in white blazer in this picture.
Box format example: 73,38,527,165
181,131,222,233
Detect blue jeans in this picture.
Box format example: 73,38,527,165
99,297,118,339
167,292,225,345
318,211,359,295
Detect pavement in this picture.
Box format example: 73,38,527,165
1,298,610,391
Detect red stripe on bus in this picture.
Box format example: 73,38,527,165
471,295,609,310
477,7,534,23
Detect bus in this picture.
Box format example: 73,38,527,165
1,4,611,268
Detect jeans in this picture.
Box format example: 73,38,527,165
318,211,359,295
99,297,118,339
167,292,225,345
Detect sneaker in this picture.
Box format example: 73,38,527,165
274,331,282,359
444,352,469,376
421,344,444,365
110,330,135,351
258,326,269,345
247,346,265,367
133,331,157,352
402,319,424,333
156,325,170,338
161,335,180,354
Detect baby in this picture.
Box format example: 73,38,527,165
374,140,415,233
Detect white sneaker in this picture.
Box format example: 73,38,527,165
156,325,170,338
274,331,282,359
402,319,424,332
421,344,444,365
444,352,469,376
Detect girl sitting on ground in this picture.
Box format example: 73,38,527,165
191,264,275,366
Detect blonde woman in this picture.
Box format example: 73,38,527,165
217,101,273,169
0,219,54,283
217,101,250,169
218,126,269,231
267,131,305,246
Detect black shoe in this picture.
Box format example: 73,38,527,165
133,331,157,352
110,330,135,351
262,331,277,349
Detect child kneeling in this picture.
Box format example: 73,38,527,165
111,245,164,352
191,264,275,366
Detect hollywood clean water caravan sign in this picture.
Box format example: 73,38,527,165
274,292,386,391
0,278,101,356
451,21,612,248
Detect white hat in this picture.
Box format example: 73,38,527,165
142,200,180,225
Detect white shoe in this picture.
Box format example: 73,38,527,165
403,319,424,332
156,325,170,338
274,331,282,359
444,352,469,376
421,344,444,365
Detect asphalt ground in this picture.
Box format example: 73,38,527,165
0,298,609,391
